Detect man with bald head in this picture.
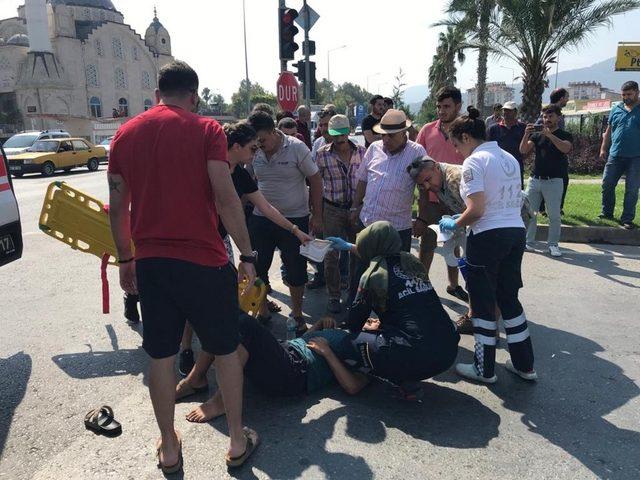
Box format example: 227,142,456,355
296,105,312,149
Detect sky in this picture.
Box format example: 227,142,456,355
2,0,640,101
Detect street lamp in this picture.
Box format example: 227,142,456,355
327,45,347,82
242,0,251,115
366,72,381,92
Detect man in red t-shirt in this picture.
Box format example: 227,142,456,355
415,86,468,302
108,61,258,470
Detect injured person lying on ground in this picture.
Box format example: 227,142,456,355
177,314,370,423
327,221,460,395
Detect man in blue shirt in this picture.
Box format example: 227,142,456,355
599,81,640,229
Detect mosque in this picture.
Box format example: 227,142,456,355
0,0,174,142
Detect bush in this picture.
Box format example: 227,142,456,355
523,131,606,176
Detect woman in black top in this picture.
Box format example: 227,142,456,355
328,221,459,387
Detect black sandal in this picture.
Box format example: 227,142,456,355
266,299,281,313
84,405,122,437
291,316,308,337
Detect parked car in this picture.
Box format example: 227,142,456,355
7,138,107,177
2,130,71,156
0,144,22,267
98,136,114,163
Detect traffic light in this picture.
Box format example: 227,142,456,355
278,7,299,60
293,60,316,100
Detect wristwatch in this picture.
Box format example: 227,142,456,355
239,251,258,264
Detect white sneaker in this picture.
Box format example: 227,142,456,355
548,245,562,257
455,363,497,384
525,243,535,252
505,360,538,381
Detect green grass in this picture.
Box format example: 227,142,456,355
568,173,602,180
535,183,636,227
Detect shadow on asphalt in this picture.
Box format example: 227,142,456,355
0,351,31,457
205,377,500,479
11,168,102,181
442,321,640,479
50,323,149,386
550,246,640,289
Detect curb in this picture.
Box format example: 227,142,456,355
536,225,640,246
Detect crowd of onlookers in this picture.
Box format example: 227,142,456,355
105,59,639,472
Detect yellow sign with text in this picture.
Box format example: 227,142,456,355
616,43,640,71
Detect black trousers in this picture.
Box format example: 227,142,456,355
465,228,535,378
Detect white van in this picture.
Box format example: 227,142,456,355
0,144,23,267
3,130,71,156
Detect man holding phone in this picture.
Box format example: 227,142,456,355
520,104,573,257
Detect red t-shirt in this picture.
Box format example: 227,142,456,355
416,119,465,202
108,104,229,267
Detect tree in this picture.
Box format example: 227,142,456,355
488,0,640,121
230,79,277,117
418,25,467,124
428,26,467,96
438,0,496,114
315,79,337,106
391,68,408,112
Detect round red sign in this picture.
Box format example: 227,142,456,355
277,72,300,112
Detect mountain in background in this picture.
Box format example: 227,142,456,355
402,57,640,113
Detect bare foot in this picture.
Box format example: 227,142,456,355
175,378,207,400
156,430,181,469
185,393,225,423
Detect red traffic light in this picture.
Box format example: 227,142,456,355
282,8,298,24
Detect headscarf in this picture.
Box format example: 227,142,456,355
355,221,429,312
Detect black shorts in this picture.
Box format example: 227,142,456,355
136,258,240,359
238,314,307,396
248,215,309,287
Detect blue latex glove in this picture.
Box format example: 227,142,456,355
326,236,354,251
439,217,458,232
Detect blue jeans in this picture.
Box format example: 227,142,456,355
601,156,640,223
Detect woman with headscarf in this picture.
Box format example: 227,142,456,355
327,221,460,389
439,107,537,384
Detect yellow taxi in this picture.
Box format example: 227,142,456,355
7,138,107,177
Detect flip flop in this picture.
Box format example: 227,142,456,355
226,427,259,468
84,405,122,437
175,379,209,401
157,436,183,475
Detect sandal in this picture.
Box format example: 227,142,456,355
84,405,122,437
266,299,281,313
447,285,469,302
157,436,183,474
455,313,474,335
175,379,209,401
226,427,259,468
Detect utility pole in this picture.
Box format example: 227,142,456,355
279,0,287,72
243,0,251,115
303,0,311,108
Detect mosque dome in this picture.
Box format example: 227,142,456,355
7,33,29,46
48,0,116,11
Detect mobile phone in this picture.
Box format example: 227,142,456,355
534,125,544,132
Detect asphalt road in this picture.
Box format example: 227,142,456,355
1,168,639,479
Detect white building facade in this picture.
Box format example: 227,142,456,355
0,0,173,142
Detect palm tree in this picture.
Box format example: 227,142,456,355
490,0,640,121
438,0,497,114
428,26,468,96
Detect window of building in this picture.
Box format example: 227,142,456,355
144,98,153,111
95,39,104,57
112,38,124,59
89,96,102,118
161,38,166,45
115,67,127,89
132,46,139,61
142,71,151,90
86,64,99,87
119,97,129,117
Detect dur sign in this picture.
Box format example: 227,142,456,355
615,43,640,71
